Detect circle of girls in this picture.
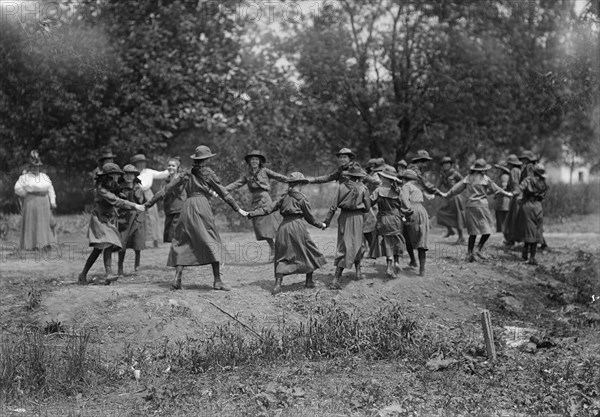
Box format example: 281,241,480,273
15,146,548,295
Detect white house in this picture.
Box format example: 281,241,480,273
545,162,593,184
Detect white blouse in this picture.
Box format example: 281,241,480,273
14,172,56,205
138,168,170,192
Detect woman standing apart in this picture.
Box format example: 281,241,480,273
248,172,326,295
14,150,57,251
226,150,289,259
442,159,513,262
145,146,248,291
131,153,170,248
78,163,145,285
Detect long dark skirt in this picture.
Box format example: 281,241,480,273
503,196,522,242
274,217,326,276
251,191,279,241
495,210,508,233
335,210,367,268
515,200,544,244
163,212,180,243
167,195,222,267
465,206,494,236
403,203,430,250
120,214,146,251
437,195,465,229
19,193,56,250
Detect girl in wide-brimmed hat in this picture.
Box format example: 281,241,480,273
78,163,146,285
116,164,147,277
406,150,443,197
370,166,413,278
249,172,327,295
226,150,290,259
306,147,379,188
145,146,248,291
14,150,57,251
514,164,548,265
442,159,513,262
399,169,431,276
436,156,466,245
322,164,371,289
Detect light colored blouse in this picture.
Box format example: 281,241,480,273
138,168,170,191
14,172,56,205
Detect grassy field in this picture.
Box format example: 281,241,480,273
0,213,599,416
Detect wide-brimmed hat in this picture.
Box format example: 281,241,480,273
506,154,522,166
346,164,367,178
494,162,511,174
470,158,492,171
98,162,123,176
29,150,43,166
130,154,147,164
411,150,432,163
190,145,217,160
533,163,547,178
244,150,266,164
122,164,140,175
440,156,453,164
396,159,408,168
378,166,399,181
98,150,116,161
400,169,419,181
287,172,309,184
519,150,538,162
335,148,356,159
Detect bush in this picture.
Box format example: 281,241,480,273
543,182,600,218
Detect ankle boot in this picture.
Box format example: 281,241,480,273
172,269,183,290
354,262,363,280
329,267,343,290
521,245,529,261
305,273,315,288
272,276,283,295
418,249,426,276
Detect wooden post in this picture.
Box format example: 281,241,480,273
481,310,497,361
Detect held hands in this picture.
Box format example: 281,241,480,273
321,222,327,230
134,204,146,212
50,203,57,210
238,209,249,217
439,191,449,198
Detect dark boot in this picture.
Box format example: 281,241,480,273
418,249,426,277
102,250,118,285
329,267,343,290
443,228,455,238
355,261,363,280
305,273,315,289
134,250,141,272
521,244,529,261
172,266,183,290
212,262,231,291
267,239,275,260
528,243,538,265
117,251,125,276
272,275,283,295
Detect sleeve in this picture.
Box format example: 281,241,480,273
323,188,340,226
361,186,371,213
47,177,56,206
207,171,241,211
419,174,440,195
14,175,27,197
225,175,248,192
300,198,324,228
399,185,411,208
445,178,467,199
486,177,505,194
248,197,282,218
369,189,380,206
151,169,170,181
99,187,137,210
265,168,290,183
306,167,341,184
147,173,186,207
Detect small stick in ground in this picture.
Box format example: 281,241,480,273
209,301,264,342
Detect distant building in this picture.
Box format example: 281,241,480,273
545,162,593,183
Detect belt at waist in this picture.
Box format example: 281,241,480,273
340,208,364,213
282,214,303,220
27,191,48,197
